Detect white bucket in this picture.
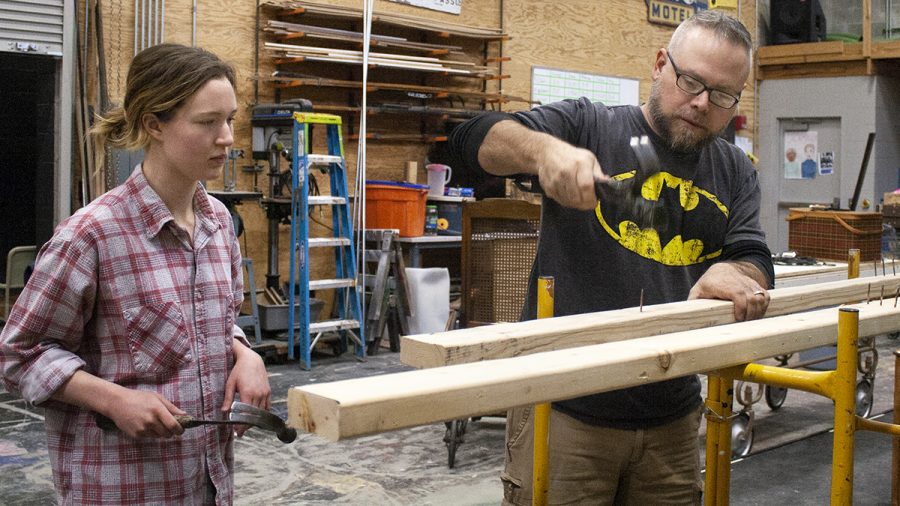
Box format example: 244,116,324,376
426,164,452,197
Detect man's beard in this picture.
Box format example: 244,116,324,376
647,81,725,152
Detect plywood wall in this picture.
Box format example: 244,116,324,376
88,0,759,306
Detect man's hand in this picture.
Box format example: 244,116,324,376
478,120,608,210
688,262,770,321
222,338,271,437
535,139,608,210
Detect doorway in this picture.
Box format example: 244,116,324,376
0,52,57,277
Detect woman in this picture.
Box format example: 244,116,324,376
0,43,270,505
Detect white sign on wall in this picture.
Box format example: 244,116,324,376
388,0,461,15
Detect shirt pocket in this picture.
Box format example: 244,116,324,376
123,301,193,374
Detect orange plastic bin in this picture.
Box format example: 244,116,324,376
365,180,429,237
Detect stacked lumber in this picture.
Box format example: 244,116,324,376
262,73,532,104
262,0,508,39
265,20,466,56
312,103,484,119
264,42,497,77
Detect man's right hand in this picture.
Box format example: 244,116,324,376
536,138,608,210
477,120,608,211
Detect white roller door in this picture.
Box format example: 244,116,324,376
0,0,64,56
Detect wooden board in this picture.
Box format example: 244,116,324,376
288,302,900,441
400,275,900,368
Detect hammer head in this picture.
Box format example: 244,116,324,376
229,401,297,443
595,135,665,230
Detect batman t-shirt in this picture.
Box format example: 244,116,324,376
477,99,768,429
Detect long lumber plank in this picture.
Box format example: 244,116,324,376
400,275,900,368
288,303,900,441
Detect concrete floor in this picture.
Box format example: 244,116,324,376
1,333,898,505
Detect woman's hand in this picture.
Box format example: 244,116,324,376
222,338,271,436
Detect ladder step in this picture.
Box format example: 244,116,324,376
309,196,347,205
308,237,350,248
305,154,344,166
310,278,356,290
309,319,360,333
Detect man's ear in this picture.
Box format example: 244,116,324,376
142,112,164,141
651,48,666,81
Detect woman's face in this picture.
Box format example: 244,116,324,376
152,77,237,185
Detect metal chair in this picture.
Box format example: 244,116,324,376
2,246,37,319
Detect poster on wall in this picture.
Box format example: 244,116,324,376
388,0,461,15
783,131,819,180
819,151,834,175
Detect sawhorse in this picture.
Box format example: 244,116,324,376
364,229,411,354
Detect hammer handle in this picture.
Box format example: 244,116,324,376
94,413,241,431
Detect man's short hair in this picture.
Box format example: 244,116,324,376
670,9,753,57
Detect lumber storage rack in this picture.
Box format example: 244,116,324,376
288,270,900,505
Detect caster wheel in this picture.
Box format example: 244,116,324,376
765,385,788,410
855,379,874,418
731,413,753,459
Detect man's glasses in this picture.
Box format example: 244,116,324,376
666,52,741,109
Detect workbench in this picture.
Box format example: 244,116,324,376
394,235,461,268
774,258,899,288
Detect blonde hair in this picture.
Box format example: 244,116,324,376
92,43,236,169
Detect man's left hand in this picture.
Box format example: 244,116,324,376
688,262,770,321
223,338,271,437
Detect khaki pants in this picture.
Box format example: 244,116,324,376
500,405,702,506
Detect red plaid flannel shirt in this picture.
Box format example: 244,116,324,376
0,167,249,505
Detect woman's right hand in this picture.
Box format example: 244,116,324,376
104,389,187,439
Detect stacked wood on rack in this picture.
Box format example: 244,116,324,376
264,41,497,77
258,0,513,143
261,0,508,39
263,73,531,105
265,20,468,56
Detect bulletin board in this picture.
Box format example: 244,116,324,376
531,66,640,107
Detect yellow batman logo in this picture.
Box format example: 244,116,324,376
595,171,729,266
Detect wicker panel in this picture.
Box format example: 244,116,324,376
468,227,539,324
463,205,540,326
787,208,882,262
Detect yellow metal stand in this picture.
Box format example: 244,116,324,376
893,349,900,505
848,248,860,279
533,276,554,506
704,307,900,504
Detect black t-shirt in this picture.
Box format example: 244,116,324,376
450,99,772,429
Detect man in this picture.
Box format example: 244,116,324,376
449,10,773,506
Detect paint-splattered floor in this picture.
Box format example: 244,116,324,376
1,335,898,505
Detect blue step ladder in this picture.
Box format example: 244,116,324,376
287,112,365,369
